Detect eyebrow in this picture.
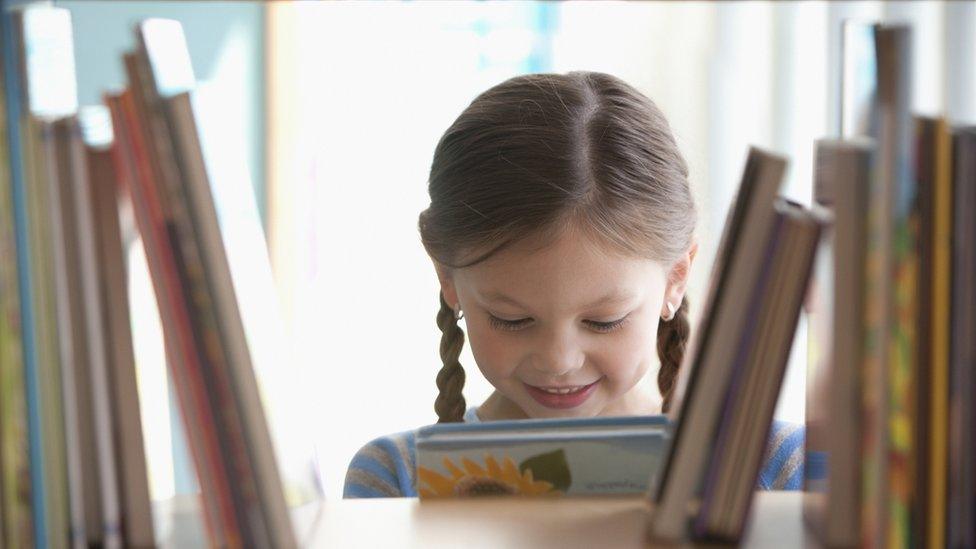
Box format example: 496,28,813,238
481,292,529,309
481,290,637,311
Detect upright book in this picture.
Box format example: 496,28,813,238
8,6,79,546
949,127,976,549
913,116,952,549
0,2,33,545
875,27,917,549
79,104,156,548
803,138,873,548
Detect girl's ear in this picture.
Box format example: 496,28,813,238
662,240,698,316
434,261,460,309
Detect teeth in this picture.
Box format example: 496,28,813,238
540,386,580,395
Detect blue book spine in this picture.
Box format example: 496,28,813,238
1,3,47,547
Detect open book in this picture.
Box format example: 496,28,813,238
416,415,670,498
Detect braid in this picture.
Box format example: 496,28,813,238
656,298,691,414
434,291,467,423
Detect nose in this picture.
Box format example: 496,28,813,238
531,328,585,378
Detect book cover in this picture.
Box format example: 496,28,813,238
417,416,670,498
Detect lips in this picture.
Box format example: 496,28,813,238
524,379,601,409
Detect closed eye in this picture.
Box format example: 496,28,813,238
583,314,631,333
488,314,533,331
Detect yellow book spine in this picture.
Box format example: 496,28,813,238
928,118,950,549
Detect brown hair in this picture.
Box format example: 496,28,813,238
419,71,696,422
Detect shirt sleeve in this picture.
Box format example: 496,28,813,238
757,420,805,490
343,431,418,498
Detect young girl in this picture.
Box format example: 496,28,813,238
343,71,804,497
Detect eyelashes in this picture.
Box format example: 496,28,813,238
488,315,533,332
487,314,631,334
584,316,631,333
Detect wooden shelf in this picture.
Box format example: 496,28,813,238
300,492,814,548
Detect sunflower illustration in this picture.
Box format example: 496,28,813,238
418,455,559,498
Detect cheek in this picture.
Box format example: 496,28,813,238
464,321,520,381
594,323,658,383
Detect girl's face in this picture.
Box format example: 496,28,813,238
437,225,694,420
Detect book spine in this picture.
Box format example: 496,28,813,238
911,117,933,549
87,140,156,547
948,129,976,549
64,116,124,547
25,112,71,549
830,144,870,547
926,118,950,549
804,141,868,547
0,8,34,543
48,116,96,548
877,27,916,549
1,8,45,546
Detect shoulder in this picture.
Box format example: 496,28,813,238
343,430,418,498
757,420,805,490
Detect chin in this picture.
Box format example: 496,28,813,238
519,398,604,420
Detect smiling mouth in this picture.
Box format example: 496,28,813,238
531,384,597,395
523,379,602,409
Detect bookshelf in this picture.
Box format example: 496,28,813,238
3,1,973,547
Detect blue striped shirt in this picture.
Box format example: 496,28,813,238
344,407,806,498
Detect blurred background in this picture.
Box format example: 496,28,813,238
58,0,976,499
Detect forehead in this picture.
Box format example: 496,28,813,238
455,226,666,310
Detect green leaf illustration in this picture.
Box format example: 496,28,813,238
519,449,571,491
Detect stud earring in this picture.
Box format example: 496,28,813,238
662,301,676,322
454,304,464,321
